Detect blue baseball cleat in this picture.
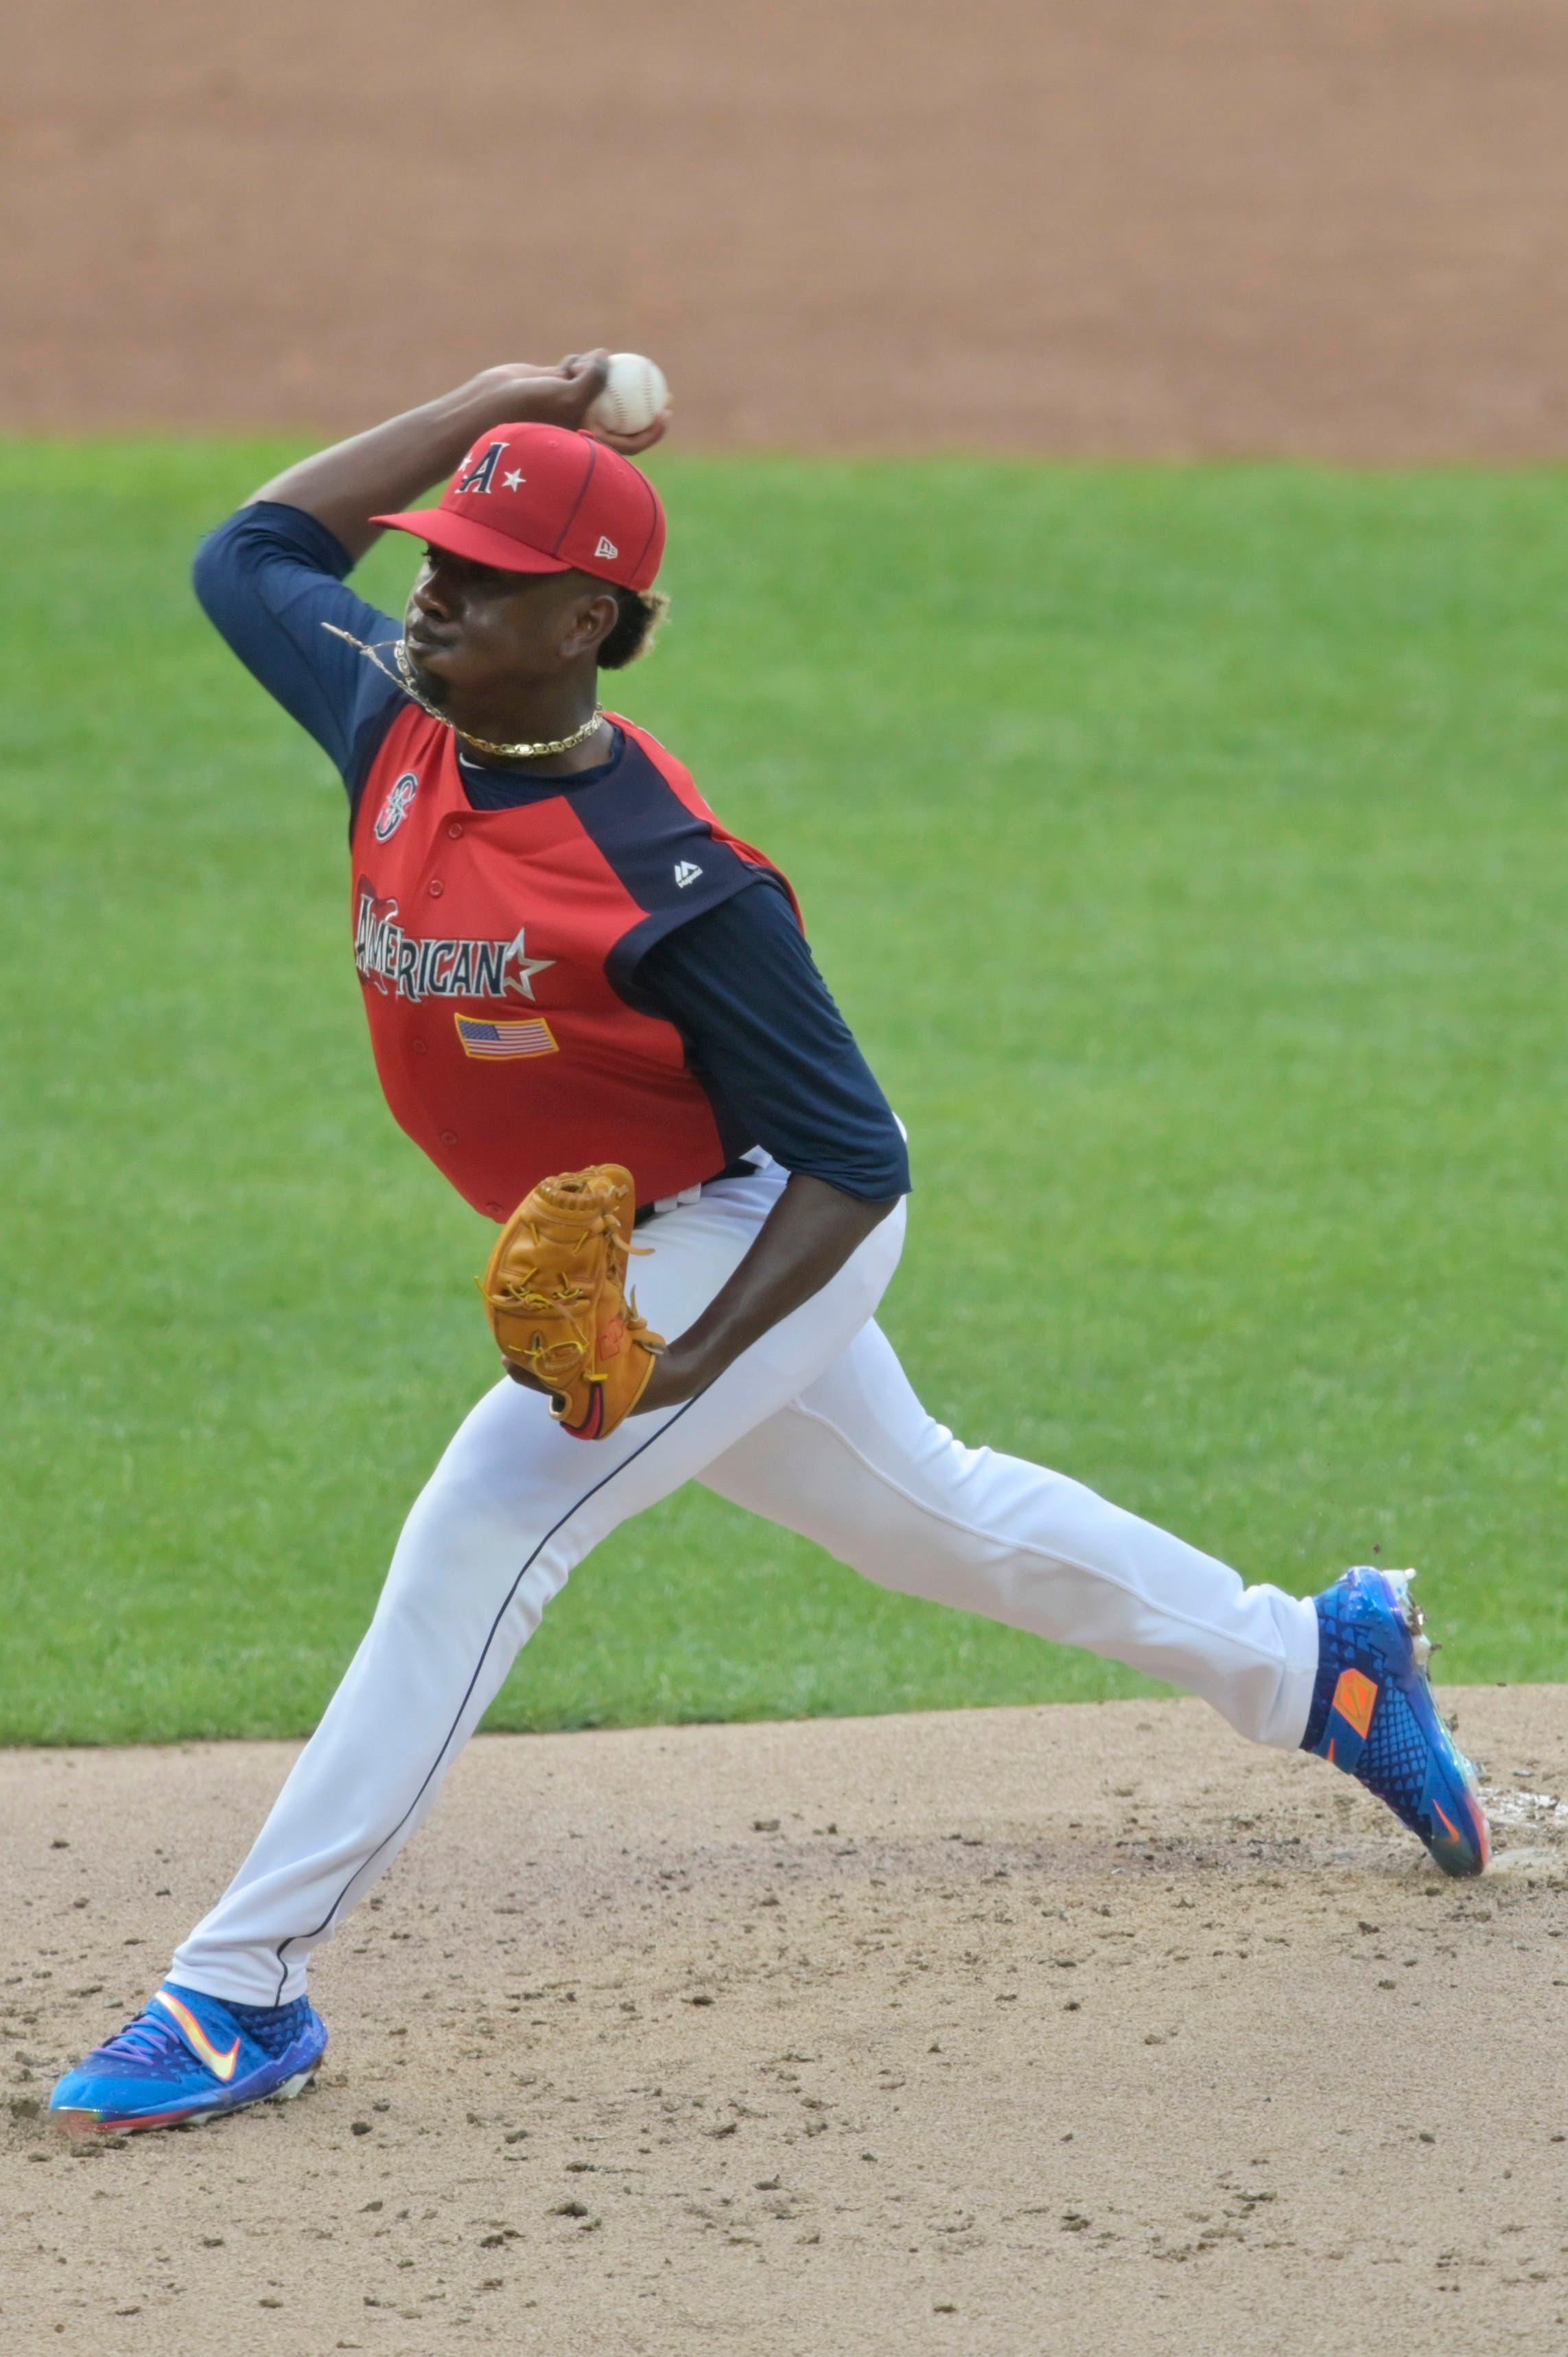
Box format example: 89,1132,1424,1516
1304,1566,1490,1877
49,1984,327,2137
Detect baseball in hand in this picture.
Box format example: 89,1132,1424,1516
586,353,670,438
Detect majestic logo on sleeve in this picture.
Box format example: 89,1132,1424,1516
373,771,419,841
354,883,555,1003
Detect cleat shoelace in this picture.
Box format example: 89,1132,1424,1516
92,2013,189,2067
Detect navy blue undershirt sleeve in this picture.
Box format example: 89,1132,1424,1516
630,882,911,1201
192,501,409,808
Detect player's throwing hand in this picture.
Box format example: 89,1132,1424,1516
474,350,670,457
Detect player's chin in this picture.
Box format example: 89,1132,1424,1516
402,642,457,708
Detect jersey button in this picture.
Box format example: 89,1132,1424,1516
428,877,445,898
447,821,464,840
410,1036,428,1056
440,1130,458,1147
486,1199,504,1218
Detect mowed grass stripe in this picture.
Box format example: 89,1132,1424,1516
1,443,1565,1743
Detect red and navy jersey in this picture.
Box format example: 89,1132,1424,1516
194,502,911,1214
352,703,797,1214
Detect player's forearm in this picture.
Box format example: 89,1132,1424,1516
637,1174,900,1414
248,371,545,564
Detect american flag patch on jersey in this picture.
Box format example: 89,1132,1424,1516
454,1012,559,1059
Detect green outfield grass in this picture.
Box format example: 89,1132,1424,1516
2,441,1566,1745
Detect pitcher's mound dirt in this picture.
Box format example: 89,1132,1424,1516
3,1689,1567,2354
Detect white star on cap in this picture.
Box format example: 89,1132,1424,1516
502,469,525,491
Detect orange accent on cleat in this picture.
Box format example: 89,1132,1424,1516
1432,1793,1490,1872
1331,1665,1379,1741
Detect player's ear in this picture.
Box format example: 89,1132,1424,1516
561,585,620,664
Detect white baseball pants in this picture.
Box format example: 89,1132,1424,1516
172,1159,1319,2006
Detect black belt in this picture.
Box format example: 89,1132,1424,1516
634,1158,760,1226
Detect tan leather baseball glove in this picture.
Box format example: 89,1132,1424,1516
478,1163,664,1440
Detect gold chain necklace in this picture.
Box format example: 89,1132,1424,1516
322,624,605,760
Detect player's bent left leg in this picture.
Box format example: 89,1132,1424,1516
152,1170,905,2016
56,1172,906,2130
701,1320,1489,1876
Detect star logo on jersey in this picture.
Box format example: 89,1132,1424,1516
500,926,554,1001
372,771,419,841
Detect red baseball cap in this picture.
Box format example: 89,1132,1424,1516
373,423,666,592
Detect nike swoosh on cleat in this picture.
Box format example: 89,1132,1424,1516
151,1990,242,2082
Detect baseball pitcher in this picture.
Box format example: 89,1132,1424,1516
51,353,1489,2135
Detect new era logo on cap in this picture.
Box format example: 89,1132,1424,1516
371,426,666,590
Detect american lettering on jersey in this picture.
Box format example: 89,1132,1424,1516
353,885,554,1004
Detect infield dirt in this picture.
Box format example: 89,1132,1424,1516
4,1689,1567,2355
9,0,1568,456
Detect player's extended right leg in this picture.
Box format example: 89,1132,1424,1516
702,1323,1491,1877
